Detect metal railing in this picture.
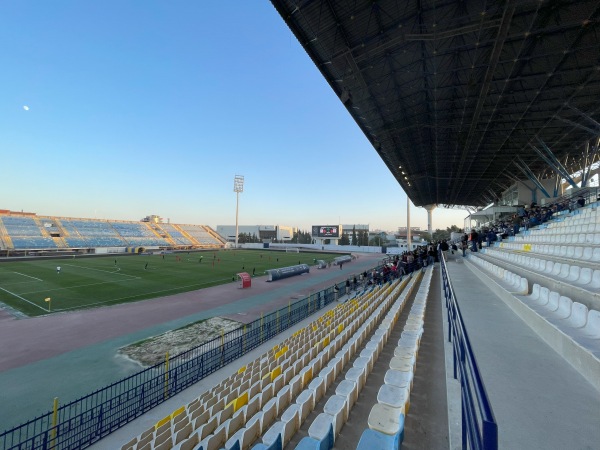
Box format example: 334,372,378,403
0,268,382,450
440,253,498,450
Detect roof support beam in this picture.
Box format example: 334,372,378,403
531,138,578,189
553,175,561,197
514,157,551,198
555,116,600,136
581,138,600,187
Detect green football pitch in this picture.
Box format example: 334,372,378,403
0,250,343,317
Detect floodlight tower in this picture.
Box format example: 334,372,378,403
233,175,244,248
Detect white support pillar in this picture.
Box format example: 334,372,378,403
424,204,437,237
407,198,411,251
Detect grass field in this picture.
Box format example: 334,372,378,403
0,250,344,317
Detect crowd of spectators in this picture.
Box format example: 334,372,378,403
343,192,592,290
454,193,589,256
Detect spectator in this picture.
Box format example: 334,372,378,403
469,229,479,252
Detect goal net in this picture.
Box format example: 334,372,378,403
285,248,300,253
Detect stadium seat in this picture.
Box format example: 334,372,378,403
335,379,358,417
377,384,409,413
251,433,282,450
261,404,300,448
201,422,227,450
390,350,416,371
563,302,589,329
323,395,347,436
257,398,277,434
307,376,326,403
275,385,291,416
345,366,366,393
356,427,404,450
367,403,405,436
384,370,413,392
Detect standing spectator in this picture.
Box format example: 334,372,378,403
469,230,479,252
486,229,497,247
440,240,449,258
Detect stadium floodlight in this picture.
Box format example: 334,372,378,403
233,175,244,248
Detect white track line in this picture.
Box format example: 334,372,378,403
63,264,139,279
13,272,43,282
0,286,47,312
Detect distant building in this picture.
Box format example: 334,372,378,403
216,225,295,243
341,224,369,245
141,215,162,223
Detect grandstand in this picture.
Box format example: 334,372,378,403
0,211,226,253
2,1,600,450
81,201,598,450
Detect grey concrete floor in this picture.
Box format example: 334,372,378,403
446,257,600,450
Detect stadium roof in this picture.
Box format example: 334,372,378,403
270,0,600,207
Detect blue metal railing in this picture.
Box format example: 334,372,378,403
440,253,498,450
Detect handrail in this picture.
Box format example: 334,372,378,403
440,252,498,450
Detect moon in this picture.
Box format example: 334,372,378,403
23,105,30,111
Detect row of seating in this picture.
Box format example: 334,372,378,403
177,225,223,246
466,256,529,295
356,266,433,450
0,216,44,236
522,285,600,357
63,219,123,237
9,236,56,249
200,281,403,450
483,248,600,292
120,278,408,450
470,247,600,356
509,232,600,244
543,210,600,228
110,222,158,237
157,224,194,245
241,276,416,450
292,271,427,450
497,242,600,264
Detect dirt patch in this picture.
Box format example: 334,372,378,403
118,317,241,367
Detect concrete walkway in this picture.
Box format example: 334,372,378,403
445,257,600,450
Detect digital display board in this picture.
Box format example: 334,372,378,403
312,225,340,238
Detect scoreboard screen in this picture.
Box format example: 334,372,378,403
312,225,340,238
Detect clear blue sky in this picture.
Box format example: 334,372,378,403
1,1,467,232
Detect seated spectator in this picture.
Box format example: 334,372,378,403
577,195,585,208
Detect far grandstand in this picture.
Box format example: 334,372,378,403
0,210,226,255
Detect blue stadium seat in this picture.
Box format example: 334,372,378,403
251,433,282,450
356,425,404,450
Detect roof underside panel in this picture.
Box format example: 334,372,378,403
271,0,600,207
